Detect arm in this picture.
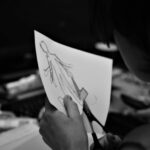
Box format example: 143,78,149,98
39,95,88,150
39,95,122,150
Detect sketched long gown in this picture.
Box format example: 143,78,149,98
40,41,84,106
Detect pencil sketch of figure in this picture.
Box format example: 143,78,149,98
40,41,88,106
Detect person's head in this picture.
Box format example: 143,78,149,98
91,0,150,82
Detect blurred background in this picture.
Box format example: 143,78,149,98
0,0,150,149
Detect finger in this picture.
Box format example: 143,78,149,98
97,133,121,150
45,98,57,112
43,107,67,126
41,131,54,149
39,118,46,136
39,110,56,129
63,95,80,118
106,133,122,144
41,111,50,123
90,136,104,150
42,136,50,147
39,119,53,144
98,135,108,148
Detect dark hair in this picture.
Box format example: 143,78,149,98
112,0,149,51
90,0,150,51
89,0,113,45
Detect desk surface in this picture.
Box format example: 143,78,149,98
0,123,50,150
0,123,101,150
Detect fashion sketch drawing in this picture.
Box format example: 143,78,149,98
40,41,88,106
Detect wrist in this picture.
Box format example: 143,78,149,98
68,141,88,150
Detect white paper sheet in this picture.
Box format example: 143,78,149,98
34,31,113,131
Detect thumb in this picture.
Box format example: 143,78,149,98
63,95,80,118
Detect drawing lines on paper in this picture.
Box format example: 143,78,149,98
39,40,88,106
40,41,72,85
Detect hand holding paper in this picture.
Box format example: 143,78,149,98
34,31,112,132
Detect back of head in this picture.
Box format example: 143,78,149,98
112,0,150,82
90,0,150,82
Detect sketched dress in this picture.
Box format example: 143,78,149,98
40,41,83,106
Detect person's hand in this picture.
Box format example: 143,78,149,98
90,133,122,150
39,95,88,150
